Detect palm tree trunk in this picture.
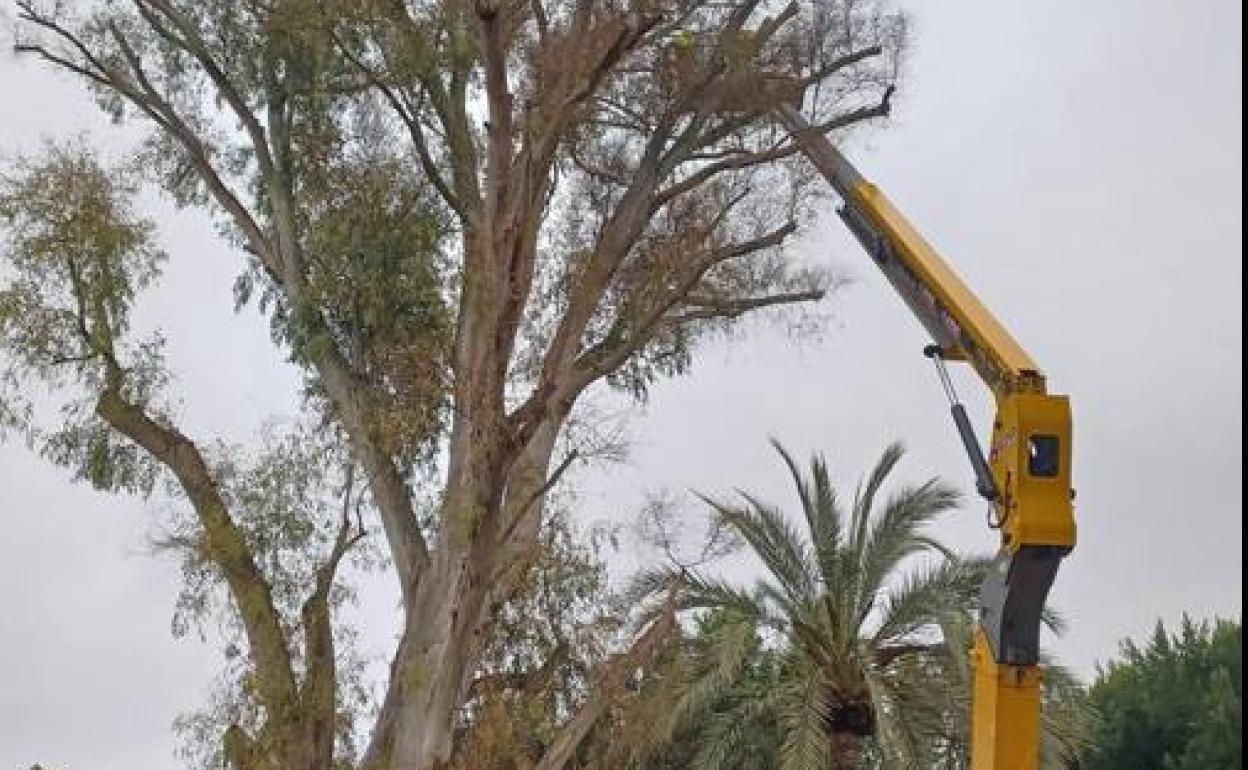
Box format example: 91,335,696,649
829,731,866,769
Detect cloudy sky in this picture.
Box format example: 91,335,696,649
0,1,1241,768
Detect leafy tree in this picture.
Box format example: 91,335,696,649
640,609,786,770
633,441,980,768
1081,616,1242,770
553,606,787,770
447,504,623,770
3,0,905,768
1173,666,1242,770
633,441,1094,769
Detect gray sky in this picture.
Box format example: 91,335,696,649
0,1,1242,768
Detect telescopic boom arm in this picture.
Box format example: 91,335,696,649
776,105,1077,770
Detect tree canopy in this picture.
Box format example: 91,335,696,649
1081,616,1242,770
3,0,906,768
630,441,1094,770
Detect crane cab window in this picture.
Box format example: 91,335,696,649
1028,435,1061,477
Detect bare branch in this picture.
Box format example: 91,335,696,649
655,86,894,207
48,351,100,367
593,93,651,132
537,130,671,381
571,219,800,384
497,449,580,548
800,44,885,88
14,2,114,82
534,593,679,770
666,287,825,324
653,140,792,207
555,14,661,120
11,42,111,86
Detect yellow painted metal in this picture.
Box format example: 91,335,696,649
843,177,1078,549
842,181,1076,770
850,176,1076,768
781,111,1077,770
852,181,1044,396
971,628,1042,770
990,393,1077,552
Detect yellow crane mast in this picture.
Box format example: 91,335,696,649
776,106,1078,770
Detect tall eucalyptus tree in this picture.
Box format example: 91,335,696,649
3,1,904,767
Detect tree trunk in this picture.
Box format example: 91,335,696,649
362,414,566,770
361,514,496,769
829,731,866,770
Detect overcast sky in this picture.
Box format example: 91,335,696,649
0,2,1242,768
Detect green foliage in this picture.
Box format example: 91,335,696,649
641,610,786,770
1174,666,1242,770
0,144,164,351
450,504,621,768
293,154,453,458
633,441,1094,770
34,0,456,462
160,426,376,640
477,503,618,703
160,424,380,769
1081,616,1242,770
0,143,167,493
6,0,911,765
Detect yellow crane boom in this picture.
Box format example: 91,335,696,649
777,106,1077,769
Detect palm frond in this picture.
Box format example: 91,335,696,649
704,491,819,606
666,614,759,737
853,480,962,626
848,441,907,562
913,535,959,562
771,440,845,593
754,579,820,626
1040,603,1069,637
867,658,952,770
624,565,767,640
777,655,831,770
676,570,770,618
770,437,818,537
625,565,681,604
935,610,975,691
691,711,752,770
648,441,1092,770
1038,656,1097,769
809,451,846,594
692,696,779,770
833,443,910,651
869,556,986,650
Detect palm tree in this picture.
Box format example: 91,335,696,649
636,440,986,769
